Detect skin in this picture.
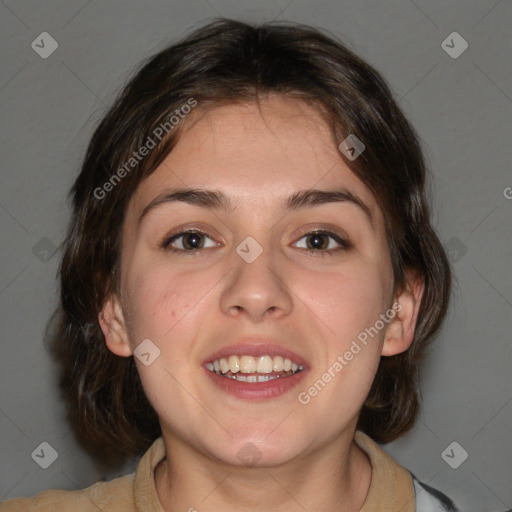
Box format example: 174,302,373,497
99,95,424,512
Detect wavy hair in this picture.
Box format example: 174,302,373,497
49,18,452,468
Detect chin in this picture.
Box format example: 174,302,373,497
207,435,304,469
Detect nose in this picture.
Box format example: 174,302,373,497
219,241,293,322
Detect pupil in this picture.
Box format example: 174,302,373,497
184,233,202,249
309,234,326,250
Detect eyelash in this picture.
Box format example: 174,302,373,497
160,229,351,257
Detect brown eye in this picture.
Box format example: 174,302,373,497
162,230,219,252
293,231,350,253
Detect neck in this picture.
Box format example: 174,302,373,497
154,429,372,512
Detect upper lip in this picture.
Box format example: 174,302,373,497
203,340,309,368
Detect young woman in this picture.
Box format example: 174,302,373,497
0,18,460,512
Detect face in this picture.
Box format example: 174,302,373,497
100,95,418,467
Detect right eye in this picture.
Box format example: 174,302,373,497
161,230,220,253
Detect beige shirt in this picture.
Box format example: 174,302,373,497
0,431,415,511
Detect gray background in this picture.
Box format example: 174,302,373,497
0,1,511,510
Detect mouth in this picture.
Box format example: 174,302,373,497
203,344,308,400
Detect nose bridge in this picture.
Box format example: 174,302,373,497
220,234,293,320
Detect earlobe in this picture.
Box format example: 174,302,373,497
381,271,425,357
98,294,133,357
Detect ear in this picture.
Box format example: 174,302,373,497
381,270,425,357
98,293,133,357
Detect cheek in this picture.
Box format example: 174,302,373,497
126,269,202,395
124,265,199,343
298,262,391,340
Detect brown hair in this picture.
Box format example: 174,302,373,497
50,18,451,468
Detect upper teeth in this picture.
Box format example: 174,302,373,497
206,355,302,374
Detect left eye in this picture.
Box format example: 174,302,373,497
293,231,349,252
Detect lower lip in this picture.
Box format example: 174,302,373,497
204,368,308,400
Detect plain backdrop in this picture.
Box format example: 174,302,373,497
0,1,511,511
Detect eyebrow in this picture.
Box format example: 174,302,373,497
137,187,374,228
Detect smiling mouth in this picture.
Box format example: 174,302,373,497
205,354,304,383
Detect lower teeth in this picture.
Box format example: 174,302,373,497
212,369,300,382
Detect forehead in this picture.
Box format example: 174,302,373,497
126,96,380,224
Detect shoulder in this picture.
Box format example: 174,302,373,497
411,473,461,512
355,431,463,511
0,472,135,512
